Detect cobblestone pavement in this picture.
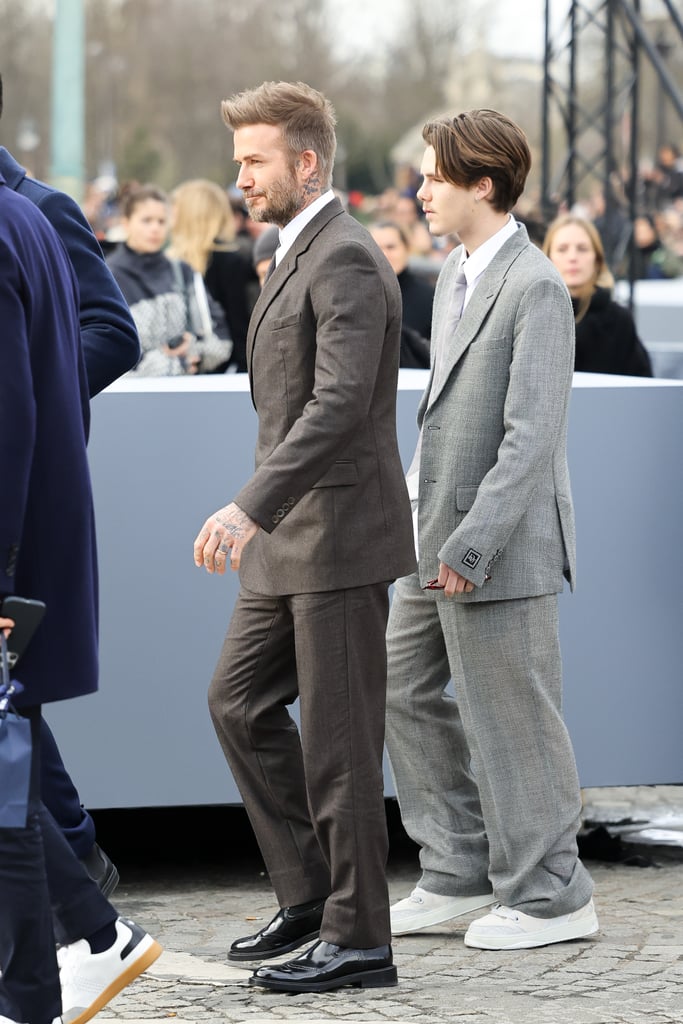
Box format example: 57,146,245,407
94,788,683,1024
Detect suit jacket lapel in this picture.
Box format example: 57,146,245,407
246,198,345,373
426,227,529,410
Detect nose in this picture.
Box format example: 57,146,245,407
416,180,428,203
236,165,252,190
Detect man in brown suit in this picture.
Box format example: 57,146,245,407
193,81,415,993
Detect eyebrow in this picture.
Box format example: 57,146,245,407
234,151,266,164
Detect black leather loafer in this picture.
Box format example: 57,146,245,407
80,843,120,899
249,938,397,991
228,899,325,962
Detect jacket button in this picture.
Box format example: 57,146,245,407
276,508,285,518
271,515,279,524
288,497,296,505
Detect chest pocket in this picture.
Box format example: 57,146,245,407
271,312,302,331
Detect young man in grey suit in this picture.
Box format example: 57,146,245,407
194,81,415,992
385,109,598,950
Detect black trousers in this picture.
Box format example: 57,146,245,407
0,708,116,1024
40,717,97,859
208,581,392,949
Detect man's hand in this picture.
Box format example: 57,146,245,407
437,561,475,597
193,503,259,574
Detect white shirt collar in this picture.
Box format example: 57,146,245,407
459,214,519,290
276,190,336,265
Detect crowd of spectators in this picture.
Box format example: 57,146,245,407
551,143,683,281
71,138,683,378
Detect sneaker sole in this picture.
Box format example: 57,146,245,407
464,914,600,950
63,938,163,1024
391,893,495,935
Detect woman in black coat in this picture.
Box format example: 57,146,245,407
370,220,433,368
543,214,652,377
108,184,231,375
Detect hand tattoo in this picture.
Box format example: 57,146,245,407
215,504,254,541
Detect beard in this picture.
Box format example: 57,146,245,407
244,171,304,228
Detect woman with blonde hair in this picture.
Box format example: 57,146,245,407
543,213,652,376
169,179,257,371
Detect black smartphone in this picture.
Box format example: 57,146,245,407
1,596,47,668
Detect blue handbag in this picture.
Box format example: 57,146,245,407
0,634,32,828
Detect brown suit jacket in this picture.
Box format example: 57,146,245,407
234,198,416,595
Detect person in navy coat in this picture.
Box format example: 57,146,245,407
0,175,160,1024
0,82,139,395
0,72,137,889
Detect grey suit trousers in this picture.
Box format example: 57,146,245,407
385,572,593,917
208,581,392,948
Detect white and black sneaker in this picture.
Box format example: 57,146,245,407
59,917,162,1024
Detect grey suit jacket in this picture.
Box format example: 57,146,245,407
416,225,576,601
234,198,416,595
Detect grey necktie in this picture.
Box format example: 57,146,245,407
431,266,468,400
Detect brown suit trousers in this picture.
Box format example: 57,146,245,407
209,580,391,947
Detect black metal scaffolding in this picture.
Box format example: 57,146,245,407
541,0,683,244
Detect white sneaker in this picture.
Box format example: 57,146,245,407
464,899,599,949
390,885,495,935
59,917,162,1024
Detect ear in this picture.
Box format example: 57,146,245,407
474,176,494,203
297,149,319,180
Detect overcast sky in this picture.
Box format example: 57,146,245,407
326,0,548,60
326,0,667,59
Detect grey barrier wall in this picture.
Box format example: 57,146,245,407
44,372,683,808
615,278,683,379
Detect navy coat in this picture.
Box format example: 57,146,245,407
0,176,98,706
0,147,139,395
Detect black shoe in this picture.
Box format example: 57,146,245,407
249,939,397,992
228,899,325,962
80,842,120,899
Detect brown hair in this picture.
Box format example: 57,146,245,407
121,183,168,219
542,213,614,321
422,109,531,213
221,81,337,189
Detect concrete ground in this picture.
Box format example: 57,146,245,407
91,786,683,1024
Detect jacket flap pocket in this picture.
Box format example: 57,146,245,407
455,485,478,511
271,312,302,331
312,461,359,488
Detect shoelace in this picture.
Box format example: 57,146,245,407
490,904,519,921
